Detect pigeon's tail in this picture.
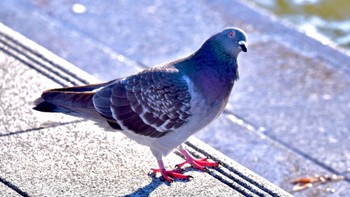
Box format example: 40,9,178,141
33,82,109,118
33,97,73,113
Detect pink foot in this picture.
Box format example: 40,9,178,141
151,168,192,182
177,147,219,171
151,159,192,182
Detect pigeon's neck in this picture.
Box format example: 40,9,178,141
177,42,239,103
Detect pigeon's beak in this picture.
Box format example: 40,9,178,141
238,41,247,52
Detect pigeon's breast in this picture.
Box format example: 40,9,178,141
185,75,230,129
194,67,235,105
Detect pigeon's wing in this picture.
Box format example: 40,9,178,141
93,67,192,138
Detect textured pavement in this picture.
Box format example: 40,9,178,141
1,0,350,196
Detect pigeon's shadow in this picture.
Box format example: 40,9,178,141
124,167,196,197
123,170,193,197
122,175,164,197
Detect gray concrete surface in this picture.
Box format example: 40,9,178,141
1,0,350,196
0,24,291,196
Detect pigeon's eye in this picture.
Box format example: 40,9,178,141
228,31,235,38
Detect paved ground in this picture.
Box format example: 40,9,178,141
1,0,350,196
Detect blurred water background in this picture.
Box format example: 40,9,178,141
248,0,350,51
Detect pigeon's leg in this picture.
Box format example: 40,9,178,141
151,159,192,182
176,145,219,171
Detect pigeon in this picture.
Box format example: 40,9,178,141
33,27,248,182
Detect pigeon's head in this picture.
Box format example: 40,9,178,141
212,27,248,56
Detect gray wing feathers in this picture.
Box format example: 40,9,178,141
93,68,191,138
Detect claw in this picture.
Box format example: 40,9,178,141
217,160,223,166
203,167,209,172
159,175,173,183
174,165,185,172
174,164,182,169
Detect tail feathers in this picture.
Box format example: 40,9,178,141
33,90,99,118
33,81,117,118
33,98,73,113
